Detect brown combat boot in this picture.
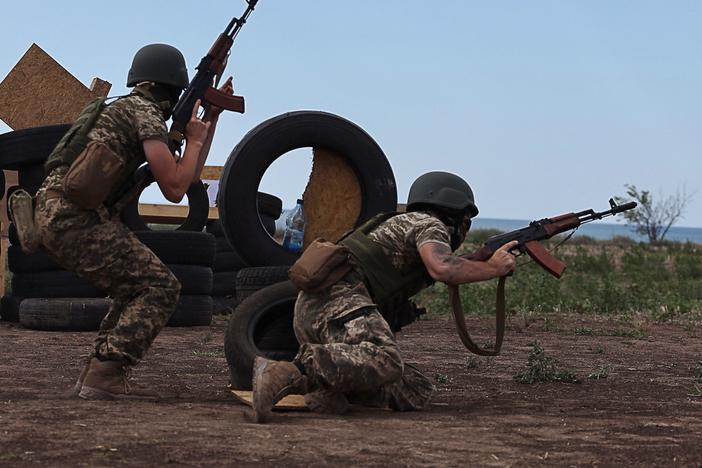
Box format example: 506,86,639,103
8,189,40,254
78,358,159,401
251,357,308,423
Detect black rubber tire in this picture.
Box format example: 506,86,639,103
224,280,300,390
0,170,5,201
0,124,71,170
167,295,213,327
11,264,212,298
8,245,60,273
257,192,283,220
136,231,216,267
212,271,238,296
7,231,216,273
120,180,210,232
12,271,103,298
18,163,46,195
0,295,22,322
213,251,247,272
168,264,213,295
19,297,109,331
219,111,397,267
215,236,233,253
261,214,276,237
235,266,291,302
205,219,225,237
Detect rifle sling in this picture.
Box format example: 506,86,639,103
447,276,506,356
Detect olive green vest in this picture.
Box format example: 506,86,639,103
339,212,434,313
44,93,152,208
44,97,108,173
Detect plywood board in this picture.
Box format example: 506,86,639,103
302,148,362,246
0,43,111,130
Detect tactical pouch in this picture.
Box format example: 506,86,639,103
62,141,125,210
8,189,40,255
288,238,352,293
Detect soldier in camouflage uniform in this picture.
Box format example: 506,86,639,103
251,172,518,422
32,44,232,400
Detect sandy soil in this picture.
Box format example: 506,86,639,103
1,314,701,467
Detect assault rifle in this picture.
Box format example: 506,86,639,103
111,0,258,213
167,0,258,153
464,198,638,277
451,198,637,356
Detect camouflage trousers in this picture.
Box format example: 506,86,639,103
293,271,435,411
33,168,181,365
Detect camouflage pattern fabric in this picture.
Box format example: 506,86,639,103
293,212,450,410
32,93,178,366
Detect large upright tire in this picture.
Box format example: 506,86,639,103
0,124,71,170
219,111,397,267
120,180,210,232
224,280,300,390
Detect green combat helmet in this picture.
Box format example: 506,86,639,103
406,171,479,217
127,43,189,89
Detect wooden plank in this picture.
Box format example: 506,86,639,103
200,166,223,181
137,203,219,224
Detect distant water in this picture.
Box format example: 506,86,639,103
472,218,702,244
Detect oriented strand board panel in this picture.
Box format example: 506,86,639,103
302,148,362,246
0,43,111,130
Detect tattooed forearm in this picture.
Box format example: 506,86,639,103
430,243,464,266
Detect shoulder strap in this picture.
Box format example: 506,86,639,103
447,276,506,356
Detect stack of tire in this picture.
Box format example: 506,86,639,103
0,124,71,322
207,191,284,315
0,124,217,329
219,111,398,389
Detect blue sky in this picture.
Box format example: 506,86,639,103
2,1,700,226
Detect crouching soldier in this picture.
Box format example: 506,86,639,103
12,44,232,400
251,171,517,422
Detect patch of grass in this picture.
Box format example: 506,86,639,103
588,365,611,380
594,345,606,354
513,342,580,384
434,373,450,384
695,361,702,383
688,384,702,398
573,327,596,336
465,356,481,369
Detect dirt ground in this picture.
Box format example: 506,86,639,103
1,313,701,467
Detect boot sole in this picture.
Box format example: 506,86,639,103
79,385,159,401
251,357,272,423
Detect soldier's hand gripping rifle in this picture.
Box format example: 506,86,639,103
450,199,637,356
167,0,258,153
111,0,258,213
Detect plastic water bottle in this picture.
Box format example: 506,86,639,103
282,199,305,253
